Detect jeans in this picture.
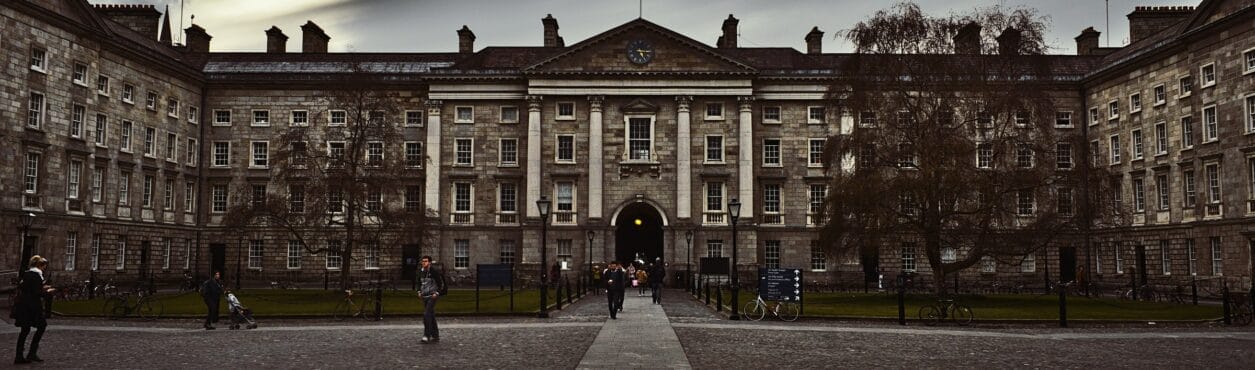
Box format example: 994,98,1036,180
204,300,219,327
651,284,662,304
16,323,46,359
422,296,439,339
607,289,624,316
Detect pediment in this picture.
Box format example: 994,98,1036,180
524,19,756,75
620,98,659,114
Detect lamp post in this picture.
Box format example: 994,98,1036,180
728,198,741,320
18,212,36,272
685,229,693,294
587,230,595,290
536,196,552,318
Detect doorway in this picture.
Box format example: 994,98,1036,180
614,202,665,267
210,244,226,280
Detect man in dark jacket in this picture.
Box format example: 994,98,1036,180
417,256,446,343
201,271,223,330
604,261,626,319
14,255,53,364
649,258,666,304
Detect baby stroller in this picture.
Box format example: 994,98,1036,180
226,292,258,330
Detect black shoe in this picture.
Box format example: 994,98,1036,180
25,355,41,362
15,357,29,365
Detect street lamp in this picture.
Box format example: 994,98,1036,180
728,198,741,320
685,229,693,294
587,230,595,290
18,212,36,272
536,196,552,318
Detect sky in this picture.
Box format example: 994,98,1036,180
87,0,1200,54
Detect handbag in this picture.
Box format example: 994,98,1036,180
632,280,639,287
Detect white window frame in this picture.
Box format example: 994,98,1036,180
499,106,519,124
1155,121,1168,155
1245,47,1255,75
166,132,178,162
365,141,384,167
1202,105,1218,142
1109,134,1121,164
553,181,577,216
118,171,131,206
66,160,82,200
364,241,380,270
1021,253,1036,273
1108,100,1119,120
810,241,826,272
72,63,88,86
555,102,576,121
1245,93,1255,134
405,110,424,127
1153,84,1166,106
1181,116,1195,149
556,134,576,163
976,142,992,169
704,135,724,164
1156,174,1170,211
1183,169,1197,208
1055,111,1073,128
28,91,45,129
1130,129,1144,160
1129,93,1142,114
142,175,154,209
705,102,724,121
901,243,916,272
706,240,724,258
807,106,826,124
188,106,198,124
624,115,655,162
163,179,174,211
455,106,475,123
187,138,198,166
211,184,227,213
1132,178,1146,212
116,238,127,271
251,141,269,168
808,138,825,167
185,182,195,213
454,138,474,166
1088,107,1099,126
92,167,104,203
762,138,782,167
143,127,157,157
499,138,519,167
122,84,135,104
287,240,302,270
162,238,172,270
1056,142,1073,170
498,182,518,214
166,98,179,118
1210,237,1222,275
70,104,85,138
252,110,270,127
212,142,230,167
764,240,781,268
248,240,264,270
762,106,781,124
91,234,100,271
405,141,424,168
329,110,347,126
1199,62,1216,88
213,110,231,126
325,240,343,270
96,75,111,97
453,182,474,214
29,47,47,73
454,240,470,269
290,110,309,126
1178,75,1193,98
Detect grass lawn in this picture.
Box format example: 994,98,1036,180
711,290,1224,321
53,288,572,318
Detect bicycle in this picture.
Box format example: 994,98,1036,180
1120,284,1158,301
918,297,973,326
103,292,164,320
741,295,799,322
331,289,379,321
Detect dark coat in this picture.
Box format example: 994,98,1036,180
418,266,447,297
13,270,48,327
604,268,627,291
649,265,666,287
201,278,223,303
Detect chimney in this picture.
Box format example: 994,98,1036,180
93,4,162,41
542,14,564,47
1075,27,1101,55
1127,6,1194,44
184,24,212,53
996,27,1022,55
301,21,330,53
805,26,824,55
719,14,738,48
458,25,476,54
953,22,981,54
266,26,288,53
158,6,172,46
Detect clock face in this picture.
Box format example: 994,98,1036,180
626,39,654,65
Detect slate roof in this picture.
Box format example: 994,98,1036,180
204,53,461,74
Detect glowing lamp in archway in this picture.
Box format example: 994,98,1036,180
634,218,643,226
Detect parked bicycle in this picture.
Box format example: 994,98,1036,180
918,297,973,326
741,295,799,322
103,292,164,320
1119,284,1158,301
331,289,379,321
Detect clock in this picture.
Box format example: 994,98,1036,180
626,39,654,65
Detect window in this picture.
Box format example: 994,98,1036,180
92,168,104,203
455,106,474,123
1181,116,1194,149
1249,158,1255,210
1021,253,1036,273
555,181,575,215
162,238,171,270
1129,93,1142,113
1152,122,1168,155
369,110,385,125
557,239,572,270
705,135,724,163
184,238,192,270
859,111,877,127
453,182,472,213
251,141,269,168
366,187,382,212
1156,174,1170,211
328,187,344,213
326,240,342,269
1160,240,1171,275
1178,75,1193,98
627,117,653,161
212,142,230,167
764,240,781,269
1206,163,1222,205
1131,129,1144,160
499,240,516,264
166,98,179,117
808,106,826,124
93,115,108,147
762,183,781,218
142,175,154,208
1246,95,1255,133
1246,48,1255,74
454,240,470,269
364,241,379,270
1057,187,1074,216
327,142,345,167
211,184,227,213
186,138,198,166
808,184,826,223
405,142,424,168
406,110,424,126
366,141,383,166
1133,178,1146,212
1055,111,1072,127
163,179,174,210
901,243,916,272
1108,100,1119,119
122,84,134,103
1153,84,1166,105
287,185,305,213
762,106,781,123
705,182,724,213
72,63,87,84
143,92,157,111
556,102,575,120
143,127,156,156
287,240,302,269
499,138,518,166
214,110,231,125
859,144,876,169
188,106,198,123
1186,239,1197,276
185,182,195,212
64,232,77,271
705,103,723,120
810,241,826,271
981,256,996,273
976,143,993,169
290,110,308,126
27,92,45,129
454,138,473,166
96,75,110,96
251,184,267,208
499,182,517,214
808,138,825,167
1016,145,1034,168
1109,135,1121,164
499,106,518,123
1017,189,1034,215
1183,169,1197,208
762,138,781,166
91,234,100,271
1056,142,1072,170
898,143,916,168
1210,237,1222,275
1014,110,1030,127
706,240,723,258
1200,63,1216,87
1088,107,1099,126
556,135,575,163
69,105,85,138
66,160,82,200
166,133,177,161
248,240,263,269
116,238,126,270
118,171,131,206
1203,105,1218,142
252,110,269,126
329,110,347,126
29,47,46,71
1115,244,1124,273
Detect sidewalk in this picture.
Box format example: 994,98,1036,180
576,293,692,369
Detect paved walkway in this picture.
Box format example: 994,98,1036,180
576,293,692,369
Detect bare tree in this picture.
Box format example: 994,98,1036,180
225,69,430,290
818,2,1119,295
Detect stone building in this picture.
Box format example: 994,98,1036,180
1,0,1251,292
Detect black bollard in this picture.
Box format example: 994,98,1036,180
1191,278,1198,306
374,287,383,321
88,272,97,300
324,270,329,291
566,279,573,305
716,286,723,312
705,282,711,305
1058,282,1068,328
555,281,564,310
1222,283,1231,325
897,286,906,326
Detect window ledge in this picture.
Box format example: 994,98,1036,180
554,117,576,121
763,120,782,125
30,66,47,74
122,99,134,105
72,81,89,88
704,116,724,121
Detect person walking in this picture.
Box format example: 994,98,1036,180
650,258,666,304
604,261,626,319
417,256,446,343
14,256,54,364
201,271,224,330
636,266,649,297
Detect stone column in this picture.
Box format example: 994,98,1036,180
676,96,693,220
737,96,754,218
424,100,443,214
588,96,604,219
526,96,543,218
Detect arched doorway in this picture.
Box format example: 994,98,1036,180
614,202,665,267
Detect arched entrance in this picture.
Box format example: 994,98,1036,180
614,202,665,267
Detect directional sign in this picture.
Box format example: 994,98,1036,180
758,268,803,302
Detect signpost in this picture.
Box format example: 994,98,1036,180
477,264,514,312
758,268,803,314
